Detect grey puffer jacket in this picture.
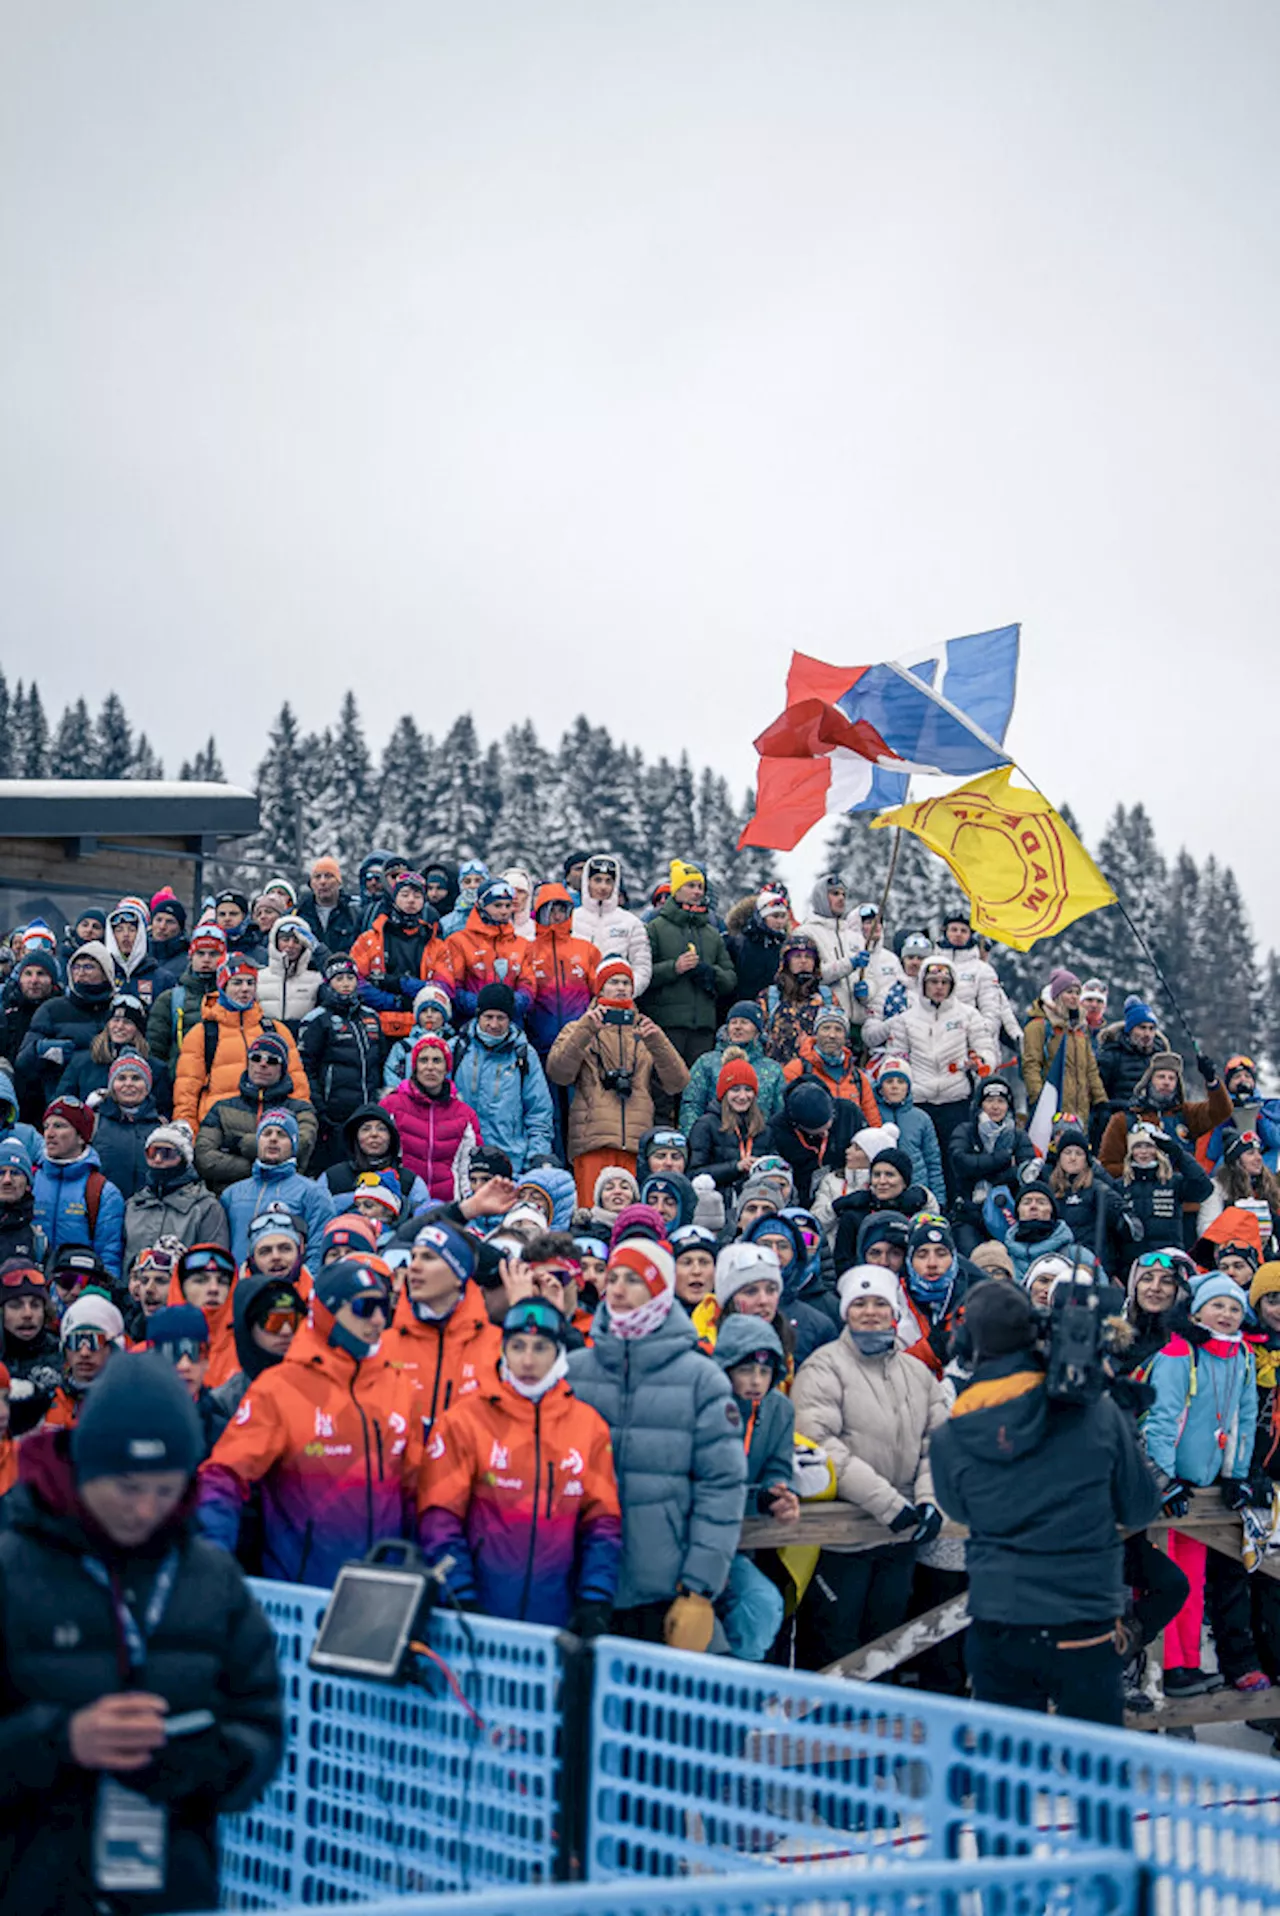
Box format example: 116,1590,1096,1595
122,1169,231,1271
791,1329,948,1549
568,1302,746,1606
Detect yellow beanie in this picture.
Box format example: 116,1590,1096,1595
1250,1262,1280,1309
669,859,705,894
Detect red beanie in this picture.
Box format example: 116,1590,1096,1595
45,1097,96,1147
595,957,634,997
717,1056,758,1098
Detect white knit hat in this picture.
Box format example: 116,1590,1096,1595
144,1121,195,1167
61,1293,126,1347
851,1123,900,1162
714,1241,782,1308
837,1264,901,1317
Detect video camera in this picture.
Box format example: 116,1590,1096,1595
1034,1265,1130,1406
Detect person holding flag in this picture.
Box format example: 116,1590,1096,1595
1022,970,1107,1149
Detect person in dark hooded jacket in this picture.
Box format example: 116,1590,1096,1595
317,1101,430,1214
948,1076,1037,1252
0,1354,283,1913
18,941,115,1111
296,856,362,954
759,1078,865,1211
1044,1120,1137,1276
832,1146,932,1275
205,1272,307,1446
0,947,62,1121
297,952,386,1167
741,1213,838,1364
420,860,459,921
1099,1049,1232,1179
930,1279,1162,1725
724,889,790,1006
0,1141,48,1268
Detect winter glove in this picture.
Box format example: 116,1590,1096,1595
888,1503,919,1534
853,979,870,1003
36,1039,68,1063
399,974,424,1003
1161,1482,1191,1519
851,950,871,971
881,982,908,1019
691,962,717,995
359,980,400,1011
663,1589,715,1653
570,1600,614,1641
926,1316,953,1365
1195,1054,1217,1084
911,1502,943,1546
1221,1479,1252,1512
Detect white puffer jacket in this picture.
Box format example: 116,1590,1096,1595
863,956,996,1104
255,916,323,1030
792,1330,948,1548
795,881,864,1018
938,942,1021,1044
571,851,653,995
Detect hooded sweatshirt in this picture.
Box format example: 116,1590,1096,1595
571,854,653,996
862,956,996,1105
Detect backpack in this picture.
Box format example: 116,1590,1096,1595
202,1012,280,1078
451,1030,529,1079
84,1169,106,1237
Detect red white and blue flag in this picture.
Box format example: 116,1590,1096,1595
739,625,1019,850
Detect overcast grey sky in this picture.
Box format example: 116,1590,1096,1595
3,3,1277,944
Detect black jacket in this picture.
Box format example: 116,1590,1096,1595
92,1095,164,1200
930,1353,1161,1625
759,1102,864,1209
1053,1170,1136,1276
948,1083,1038,1205
1122,1152,1212,1253
323,1101,419,1205
16,987,112,1108
725,914,786,1006
0,1322,62,1433
0,1195,48,1271
296,887,362,954
687,1112,754,1191
146,968,218,1070
1097,1030,1168,1119
298,987,385,1128
0,1432,282,1914
1,960,63,1121
832,1183,932,1276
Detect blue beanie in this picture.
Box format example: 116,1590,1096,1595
1191,1272,1251,1320
1125,1000,1157,1034
412,1219,478,1284
146,1305,210,1348
71,1353,203,1484
257,1107,299,1152
0,1138,34,1182
727,1001,764,1035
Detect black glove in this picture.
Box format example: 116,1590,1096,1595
889,1503,919,1534
926,1316,952,1365
1162,1482,1190,1519
569,1600,613,1640
1221,1479,1252,1513
691,962,716,994
912,1502,943,1545
1196,1054,1217,1085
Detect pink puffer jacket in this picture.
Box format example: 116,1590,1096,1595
380,1079,483,1202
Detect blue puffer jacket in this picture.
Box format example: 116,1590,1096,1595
0,1069,41,1164
451,1023,554,1178
1004,1217,1078,1286
222,1158,335,1264
519,1166,577,1228
32,1148,125,1278
874,1080,944,1198
1142,1326,1257,1486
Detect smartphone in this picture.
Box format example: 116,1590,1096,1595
602,1007,635,1027
164,1709,216,1739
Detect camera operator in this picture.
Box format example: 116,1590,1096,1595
547,958,690,1206
930,1278,1161,1725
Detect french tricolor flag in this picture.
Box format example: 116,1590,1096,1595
739,625,1019,851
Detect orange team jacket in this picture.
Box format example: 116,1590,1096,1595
172,995,307,1128
0,1437,15,1497
165,1267,240,1390
43,1385,81,1430
349,916,436,1040
782,1042,881,1125
381,1281,503,1439
417,1372,621,1626
427,912,536,1026
197,1303,424,1588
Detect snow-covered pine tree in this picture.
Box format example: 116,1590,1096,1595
179,737,226,782
374,715,434,855
1187,860,1260,1063
49,698,96,779
1088,804,1173,1010
93,693,132,779
428,716,489,860
130,734,164,779
646,752,697,882
1259,951,1280,1092
305,693,375,870
488,720,555,874
250,704,308,871
10,682,50,777
548,718,648,878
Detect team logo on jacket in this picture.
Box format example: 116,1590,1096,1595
560,1449,584,1476
314,1409,335,1438
427,1431,446,1460
235,1401,252,1426
489,1440,509,1470
563,1480,583,1498
389,1411,406,1434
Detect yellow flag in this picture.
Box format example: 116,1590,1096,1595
871,767,1116,952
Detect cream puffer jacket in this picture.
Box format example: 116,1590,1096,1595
862,957,996,1104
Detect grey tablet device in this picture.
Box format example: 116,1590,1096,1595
307,1564,431,1682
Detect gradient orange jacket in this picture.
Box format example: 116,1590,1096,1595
166,1267,240,1390
782,1040,881,1125
427,911,535,1025
381,1280,503,1439
197,1301,424,1587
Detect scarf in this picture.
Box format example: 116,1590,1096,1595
609,1289,674,1340
977,1114,1014,1152
847,1328,896,1357
500,1349,569,1401
906,1258,958,1314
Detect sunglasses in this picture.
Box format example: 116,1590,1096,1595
64,1329,109,1353
247,1050,281,1065
261,1308,303,1336
1,1266,46,1289
156,1338,210,1364
180,1247,236,1279
346,1291,389,1320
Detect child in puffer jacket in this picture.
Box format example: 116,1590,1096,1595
712,1314,797,1660
383,985,454,1090
1141,1272,1265,1698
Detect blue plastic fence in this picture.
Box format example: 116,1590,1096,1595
221,1580,564,1909
588,1636,1280,1911
210,1854,1137,1916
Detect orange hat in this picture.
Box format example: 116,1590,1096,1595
717,1055,758,1099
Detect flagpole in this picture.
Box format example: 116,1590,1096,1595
884,658,1205,1056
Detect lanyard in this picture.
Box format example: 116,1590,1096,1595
82,1548,181,1678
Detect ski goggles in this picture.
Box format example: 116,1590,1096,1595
1,1264,46,1289
260,1307,304,1336
133,1244,181,1274
63,1329,110,1354
178,1245,236,1282
154,1337,210,1365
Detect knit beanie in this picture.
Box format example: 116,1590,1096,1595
969,1239,1016,1281
837,1264,901,1316
595,956,635,997
669,859,705,894
144,1123,195,1168
1048,968,1081,1000
609,1239,675,1299
149,891,188,929
189,925,227,958
257,1107,299,1152
871,1146,914,1185
813,1006,850,1039
246,1032,289,1071
315,1257,390,1317
109,994,149,1036
145,1304,209,1349
1191,1272,1249,1318
0,1139,34,1183
716,1052,758,1099
851,1124,900,1165
908,1214,955,1257
412,983,453,1022
1124,1000,1157,1034
876,1057,912,1089
311,857,342,881
726,1001,764,1035
411,1032,454,1074
71,1352,204,1484
714,1241,782,1308
413,1219,479,1283
322,1213,380,1258
45,1097,95,1147
784,1079,835,1133
60,1294,126,1347
263,876,298,905
1016,1180,1059,1220
607,1203,669,1251
354,1170,402,1217
248,1206,302,1250
108,1050,153,1095
965,1280,1039,1358
476,982,516,1019
592,1164,640,1208
1249,1264,1280,1310
324,953,358,980
1222,1129,1257,1167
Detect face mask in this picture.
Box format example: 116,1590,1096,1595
608,1289,674,1340
500,1349,568,1401
329,1320,379,1362
848,1328,896,1357
1016,1216,1057,1244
